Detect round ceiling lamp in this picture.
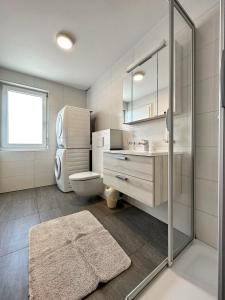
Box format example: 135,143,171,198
133,71,145,82
56,32,75,50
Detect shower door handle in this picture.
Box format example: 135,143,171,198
221,49,225,108
166,109,170,131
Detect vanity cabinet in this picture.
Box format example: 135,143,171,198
103,151,181,207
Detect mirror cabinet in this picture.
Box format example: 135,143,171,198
123,42,182,124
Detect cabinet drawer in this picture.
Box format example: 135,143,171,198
103,152,154,181
103,169,154,207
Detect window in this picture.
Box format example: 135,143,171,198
1,84,48,150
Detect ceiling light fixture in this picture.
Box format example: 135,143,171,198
56,32,75,50
133,71,145,82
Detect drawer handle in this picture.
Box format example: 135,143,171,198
116,156,128,160
115,175,128,181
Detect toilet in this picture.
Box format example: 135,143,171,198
69,129,122,198
69,171,104,197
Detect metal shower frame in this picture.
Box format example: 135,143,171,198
219,1,225,299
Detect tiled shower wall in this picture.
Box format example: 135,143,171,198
0,67,87,193
87,4,219,248
195,6,219,248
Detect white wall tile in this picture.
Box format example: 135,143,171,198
134,16,168,61
196,111,219,147
195,210,218,248
62,85,87,108
34,158,54,175
0,151,35,162
0,175,34,193
194,5,219,248
196,39,219,82
196,147,218,181
195,6,219,50
33,150,55,161
111,50,134,82
0,160,34,178
195,75,219,114
196,178,218,217
34,170,55,188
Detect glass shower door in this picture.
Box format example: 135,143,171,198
126,1,195,298
168,0,195,265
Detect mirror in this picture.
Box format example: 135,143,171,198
122,74,133,123
132,55,158,122
123,45,170,124
122,55,158,124
123,42,182,124
158,46,169,116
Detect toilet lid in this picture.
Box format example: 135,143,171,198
69,171,100,181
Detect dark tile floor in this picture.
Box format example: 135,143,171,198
0,185,171,300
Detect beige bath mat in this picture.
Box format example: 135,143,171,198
29,210,131,300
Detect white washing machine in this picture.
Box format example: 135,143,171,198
56,106,91,149
55,148,90,192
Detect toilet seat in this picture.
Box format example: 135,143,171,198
69,171,104,197
69,171,100,181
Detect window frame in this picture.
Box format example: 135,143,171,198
1,84,48,151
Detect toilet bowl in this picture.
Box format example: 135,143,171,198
69,171,104,197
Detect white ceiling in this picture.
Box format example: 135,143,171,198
0,0,168,90
0,0,218,90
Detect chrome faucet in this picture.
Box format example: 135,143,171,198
138,139,149,152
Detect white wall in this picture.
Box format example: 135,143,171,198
87,4,219,248
0,67,87,193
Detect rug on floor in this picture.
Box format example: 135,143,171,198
29,210,131,300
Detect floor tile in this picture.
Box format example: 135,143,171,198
0,190,38,222
0,248,28,300
114,206,168,246
39,206,82,222
98,214,146,256
0,214,40,256
86,199,131,218
39,207,64,222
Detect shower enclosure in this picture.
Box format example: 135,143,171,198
126,0,195,298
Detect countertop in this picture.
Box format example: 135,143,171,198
104,150,170,157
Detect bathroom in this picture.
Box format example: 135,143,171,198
0,0,222,299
